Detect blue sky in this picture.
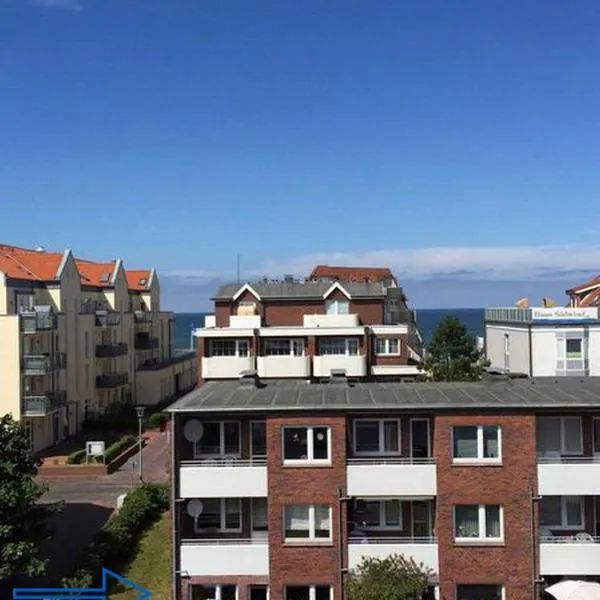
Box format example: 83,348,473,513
2,0,600,310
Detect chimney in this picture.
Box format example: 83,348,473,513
239,370,260,387
328,369,348,385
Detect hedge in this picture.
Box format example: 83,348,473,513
62,484,169,589
146,412,167,429
66,449,87,464
103,434,137,463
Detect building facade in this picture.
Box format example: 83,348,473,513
194,273,422,384
0,244,196,452
168,376,600,600
485,306,600,377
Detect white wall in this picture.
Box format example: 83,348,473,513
348,543,438,572
589,327,600,376
485,324,530,374
531,329,559,376
180,543,269,576
257,356,310,378
347,464,437,496
179,464,267,498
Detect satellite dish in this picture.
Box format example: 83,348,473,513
187,499,204,518
184,419,204,442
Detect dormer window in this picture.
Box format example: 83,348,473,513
237,301,256,316
326,299,349,315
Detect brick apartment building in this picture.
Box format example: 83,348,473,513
193,266,422,384
167,375,600,600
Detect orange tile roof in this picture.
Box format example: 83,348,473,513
0,251,63,281
75,260,117,287
310,264,396,283
579,287,600,307
568,274,600,294
126,270,151,291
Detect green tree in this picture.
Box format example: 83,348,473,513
347,553,433,600
423,316,486,381
0,414,60,584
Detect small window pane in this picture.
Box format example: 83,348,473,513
485,505,501,538
347,339,359,355
196,498,221,530
355,421,380,453
252,498,268,531
225,498,241,529
566,338,582,358
284,427,308,460
285,587,310,600
563,417,582,454
388,339,399,354
483,426,499,458
190,585,217,600
566,497,582,527
383,421,399,452
221,586,237,600
251,421,266,457
223,422,240,455
315,587,331,600
314,505,331,538
539,497,561,526
453,427,478,458
196,422,221,455
313,427,329,460
237,340,249,357
384,500,401,527
455,505,479,538
363,501,381,527
292,339,304,356
375,339,386,354
284,506,310,538
537,417,561,456
456,585,502,600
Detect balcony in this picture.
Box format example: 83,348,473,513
537,457,600,495
201,356,255,379
229,315,261,328
348,538,438,572
257,355,311,378
22,391,67,417
303,313,359,328
180,458,267,498
540,536,600,576
134,335,159,350
180,539,269,577
96,372,128,388
95,311,120,327
19,311,58,333
347,458,437,496
21,353,67,375
313,355,366,378
134,310,153,324
95,342,128,358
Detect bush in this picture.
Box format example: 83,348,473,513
66,449,86,464
146,412,167,429
62,484,169,588
103,434,137,463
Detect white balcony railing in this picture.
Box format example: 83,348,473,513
303,314,359,328
540,536,600,576
180,458,267,498
229,315,261,328
348,538,438,572
347,457,437,496
537,456,600,495
257,355,311,378
181,539,269,576
201,356,255,379
313,355,366,377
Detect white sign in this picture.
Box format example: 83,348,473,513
86,441,105,456
532,307,599,321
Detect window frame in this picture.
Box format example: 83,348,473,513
539,495,585,530
357,498,403,530
282,426,332,465
209,339,249,358
283,505,332,543
264,338,304,356
284,585,333,600
192,498,242,534
193,421,242,459
189,585,239,600
318,337,359,356
353,418,401,456
455,584,505,600
374,338,401,356
452,425,502,464
325,299,349,315
537,416,583,457
453,504,504,543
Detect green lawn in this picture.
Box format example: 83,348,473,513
110,512,171,600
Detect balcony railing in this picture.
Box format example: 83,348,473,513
537,455,600,463
95,311,121,327
21,353,67,375
19,311,58,333
95,342,128,358
347,457,435,464
180,457,267,467
22,391,67,417
540,534,600,543
96,372,128,388
135,336,159,350
134,311,153,323
181,538,267,545
348,535,437,544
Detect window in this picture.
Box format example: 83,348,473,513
283,505,331,542
452,426,501,463
192,498,241,532
265,339,304,356
283,426,330,464
456,585,504,600
251,421,267,458
285,586,332,600
375,338,400,355
248,587,268,600
556,335,586,374
354,419,400,455
209,339,249,357
537,417,582,457
251,498,268,533
326,299,349,315
356,499,402,529
454,505,503,542
539,496,584,529
594,418,600,455
194,422,240,457
566,338,582,358
319,338,358,356
190,585,237,600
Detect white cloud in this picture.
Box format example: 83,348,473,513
32,0,83,11
164,244,600,284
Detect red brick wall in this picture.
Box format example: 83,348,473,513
434,413,537,599
350,299,383,325
370,333,409,366
215,302,231,327
263,300,323,326
266,414,347,600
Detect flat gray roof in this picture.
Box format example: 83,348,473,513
166,378,600,413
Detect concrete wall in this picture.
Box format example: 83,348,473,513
0,315,21,418
485,324,530,374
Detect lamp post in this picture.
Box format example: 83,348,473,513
135,406,145,484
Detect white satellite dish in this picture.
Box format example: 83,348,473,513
184,419,204,442
187,499,204,518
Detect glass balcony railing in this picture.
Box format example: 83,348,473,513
22,391,67,417
96,372,128,388
21,353,67,375
19,311,58,333
95,342,128,358
134,310,153,324
95,311,121,327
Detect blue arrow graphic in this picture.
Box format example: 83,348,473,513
12,567,151,600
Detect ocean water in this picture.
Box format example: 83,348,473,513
173,309,485,351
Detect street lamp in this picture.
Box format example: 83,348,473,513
135,406,145,484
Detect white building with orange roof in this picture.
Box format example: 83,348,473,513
0,244,195,452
